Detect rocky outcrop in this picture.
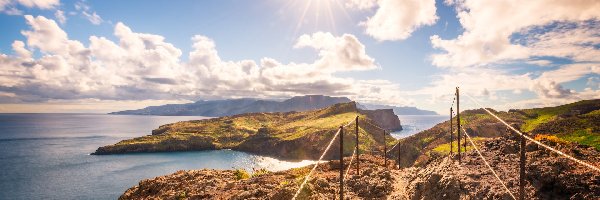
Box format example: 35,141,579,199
120,155,395,200
359,109,402,131
403,135,600,200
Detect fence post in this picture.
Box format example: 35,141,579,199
456,87,461,164
355,116,359,176
398,140,401,169
339,126,344,200
384,130,387,168
450,107,453,155
520,132,526,200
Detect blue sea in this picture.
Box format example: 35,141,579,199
0,114,316,200
391,115,448,138
0,113,446,199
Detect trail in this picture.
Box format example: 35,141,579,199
388,169,409,200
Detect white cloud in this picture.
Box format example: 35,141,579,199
11,40,31,58
16,0,58,9
359,0,438,41
345,0,377,10
82,11,102,25
0,15,411,107
0,0,58,15
294,32,377,71
74,1,103,25
588,77,600,89
431,0,600,68
54,10,65,24
526,60,552,67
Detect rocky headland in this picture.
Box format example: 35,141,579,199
93,102,402,160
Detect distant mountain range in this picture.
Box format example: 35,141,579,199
360,104,438,115
109,95,438,116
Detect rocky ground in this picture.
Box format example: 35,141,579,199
120,155,401,200
120,135,600,200
402,135,600,200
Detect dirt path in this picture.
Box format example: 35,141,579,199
388,169,410,200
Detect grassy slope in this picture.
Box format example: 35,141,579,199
95,102,397,159
393,99,600,167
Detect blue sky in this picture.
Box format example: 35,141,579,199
0,0,598,114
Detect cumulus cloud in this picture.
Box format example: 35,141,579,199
294,32,377,71
358,0,438,41
431,0,600,68
11,40,31,58
0,15,411,107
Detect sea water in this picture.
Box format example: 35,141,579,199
391,115,448,139
0,114,314,200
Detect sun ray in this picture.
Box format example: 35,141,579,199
294,0,314,38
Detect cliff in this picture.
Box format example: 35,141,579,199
358,109,402,131
94,102,402,160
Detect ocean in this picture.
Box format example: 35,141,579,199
0,113,446,199
391,115,448,138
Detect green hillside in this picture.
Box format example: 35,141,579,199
93,102,398,160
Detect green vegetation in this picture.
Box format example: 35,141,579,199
522,114,556,132
558,129,600,151
95,102,398,160
251,168,270,177
520,99,599,132
234,169,250,180
432,137,484,155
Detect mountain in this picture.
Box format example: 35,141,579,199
361,103,438,115
109,95,353,117
110,95,438,116
94,102,402,160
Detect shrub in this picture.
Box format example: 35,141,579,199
234,169,250,180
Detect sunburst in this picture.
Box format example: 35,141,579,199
277,0,353,37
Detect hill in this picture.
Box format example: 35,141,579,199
390,99,600,168
109,95,438,116
94,102,402,160
109,95,353,117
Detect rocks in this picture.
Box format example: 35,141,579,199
120,155,397,200
403,136,600,200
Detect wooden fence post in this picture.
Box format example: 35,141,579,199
339,126,344,200
456,87,461,164
398,140,401,169
355,116,359,176
450,107,453,155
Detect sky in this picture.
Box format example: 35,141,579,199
0,0,598,114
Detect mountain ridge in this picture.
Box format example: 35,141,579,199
109,95,437,116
